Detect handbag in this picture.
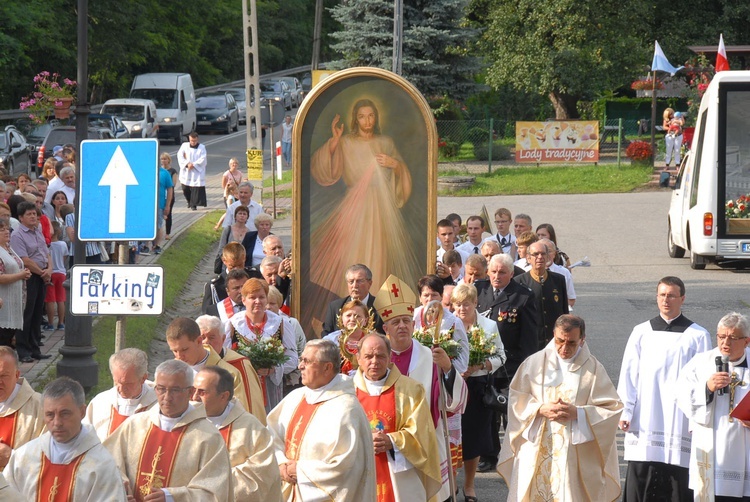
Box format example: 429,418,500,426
482,362,510,413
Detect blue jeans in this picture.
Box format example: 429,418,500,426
282,141,292,165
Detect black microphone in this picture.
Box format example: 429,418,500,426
716,355,729,395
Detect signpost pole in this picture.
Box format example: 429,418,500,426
270,104,277,218
114,242,128,352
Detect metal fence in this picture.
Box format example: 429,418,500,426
435,119,514,172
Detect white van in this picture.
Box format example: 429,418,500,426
130,73,196,143
100,98,158,138
667,70,750,269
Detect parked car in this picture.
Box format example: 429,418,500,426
221,87,247,125
260,80,292,111
36,126,114,171
0,126,32,175
100,98,159,138
279,77,304,107
195,92,239,134
87,114,129,139
301,74,312,94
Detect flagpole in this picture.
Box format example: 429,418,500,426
650,70,657,168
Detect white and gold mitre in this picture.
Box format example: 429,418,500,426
373,274,417,322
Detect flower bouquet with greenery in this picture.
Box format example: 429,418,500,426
467,324,499,367
236,336,288,369
726,194,750,219
413,325,461,359
625,141,653,162
19,71,77,124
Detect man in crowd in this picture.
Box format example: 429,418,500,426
321,264,381,337
205,268,249,322
196,315,266,423
618,276,712,501
458,215,487,255
498,315,623,501
192,366,282,501
436,218,469,278
262,235,292,301
353,333,442,500
539,238,576,308
11,201,52,363
0,347,44,470
85,348,157,441
515,240,568,348
266,340,376,501
104,360,232,501
58,166,76,204
375,275,467,501
30,179,54,220
165,317,251,412
152,156,174,254
461,253,488,285
480,240,501,265
177,132,207,210
677,312,750,501
202,242,252,313
513,231,537,271
485,208,515,256
223,181,263,229
6,377,126,500
513,213,533,238
475,253,538,472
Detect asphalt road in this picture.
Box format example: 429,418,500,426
157,127,749,501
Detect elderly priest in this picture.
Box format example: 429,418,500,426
498,315,623,501
266,339,376,501
104,359,232,501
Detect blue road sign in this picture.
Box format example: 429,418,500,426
78,139,159,241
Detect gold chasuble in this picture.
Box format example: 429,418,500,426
135,424,187,500
36,453,84,502
0,378,44,450
222,348,267,425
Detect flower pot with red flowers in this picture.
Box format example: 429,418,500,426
626,140,653,167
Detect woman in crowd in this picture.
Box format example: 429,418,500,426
267,285,306,393
451,282,506,502
0,218,31,347
322,299,371,374
40,158,58,182
249,213,273,267
222,157,243,207
15,174,32,195
215,205,256,273
226,278,297,411
50,191,68,226
536,223,571,268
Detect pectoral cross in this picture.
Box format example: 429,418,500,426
48,476,60,502
728,372,746,423
139,446,166,497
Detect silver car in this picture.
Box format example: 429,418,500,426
221,88,247,125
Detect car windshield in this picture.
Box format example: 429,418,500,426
196,96,226,110
27,124,54,142
224,89,245,101
101,105,144,121
261,82,281,93
0,135,6,149
89,117,113,131
130,89,177,109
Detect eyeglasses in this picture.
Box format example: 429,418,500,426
299,357,321,365
717,334,747,342
154,385,191,396
528,252,547,258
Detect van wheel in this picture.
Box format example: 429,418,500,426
667,223,685,258
690,250,707,270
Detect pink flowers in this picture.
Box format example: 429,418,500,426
19,71,77,124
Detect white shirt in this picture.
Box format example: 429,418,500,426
177,142,207,187
223,199,264,230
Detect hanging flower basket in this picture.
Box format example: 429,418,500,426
54,97,74,119
19,72,77,125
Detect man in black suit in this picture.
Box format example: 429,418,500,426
205,268,249,322
475,252,539,472
514,240,569,350
202,242,260,313
321,264,382,336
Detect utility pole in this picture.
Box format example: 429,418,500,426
312,0,324,70
242,0,263,188
392,0,403,74
58,0,98,391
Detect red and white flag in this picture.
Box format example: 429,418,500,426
716,34,729,72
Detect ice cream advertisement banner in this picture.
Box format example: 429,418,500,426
515,121,599,163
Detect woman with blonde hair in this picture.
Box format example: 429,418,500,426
222,157,243,206
41,157,58,182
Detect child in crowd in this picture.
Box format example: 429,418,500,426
44,222,69,331
443,249,463,285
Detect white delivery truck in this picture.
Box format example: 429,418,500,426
667,70,750,269
100,98,158,138
130,73,196,143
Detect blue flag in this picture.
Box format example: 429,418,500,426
651,41,684,75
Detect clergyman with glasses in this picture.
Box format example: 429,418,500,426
617,276,712,502
677,312,750,501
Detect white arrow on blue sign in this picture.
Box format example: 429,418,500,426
78,139,159,241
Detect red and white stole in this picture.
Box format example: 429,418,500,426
135,424,187,501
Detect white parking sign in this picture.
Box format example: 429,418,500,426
70,265,164,315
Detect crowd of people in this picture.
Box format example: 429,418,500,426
0,140,748,502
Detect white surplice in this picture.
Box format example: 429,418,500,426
84,383,157,441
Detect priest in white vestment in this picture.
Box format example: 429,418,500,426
0,347,44,470
85,348,157,441
353,333,442,501
374,274,468,502
177,132,207,209
193,367,282,502
618,277,712,501
267,339,376,502
4,377,126,501
104,359,232,501
677,312,750,501
498,315,623,502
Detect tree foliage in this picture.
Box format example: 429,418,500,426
328,0,480,98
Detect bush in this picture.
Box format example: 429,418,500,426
473,141,511,161
439,140,461,158
467,127,490,146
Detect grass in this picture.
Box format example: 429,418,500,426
439,142,476,162
86,211,223,397
441,163,654,196
262,170,292,187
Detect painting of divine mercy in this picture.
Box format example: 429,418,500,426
292,68,437,336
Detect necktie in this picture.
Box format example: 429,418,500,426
500,237,507,247
493,289,501,300
473,246,479,254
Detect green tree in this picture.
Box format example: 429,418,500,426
473,0,647,118
328,0,480,97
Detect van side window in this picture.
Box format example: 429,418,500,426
690,109,708,209
180,91,185,106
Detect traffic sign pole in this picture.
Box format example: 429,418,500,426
114,242,129,352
